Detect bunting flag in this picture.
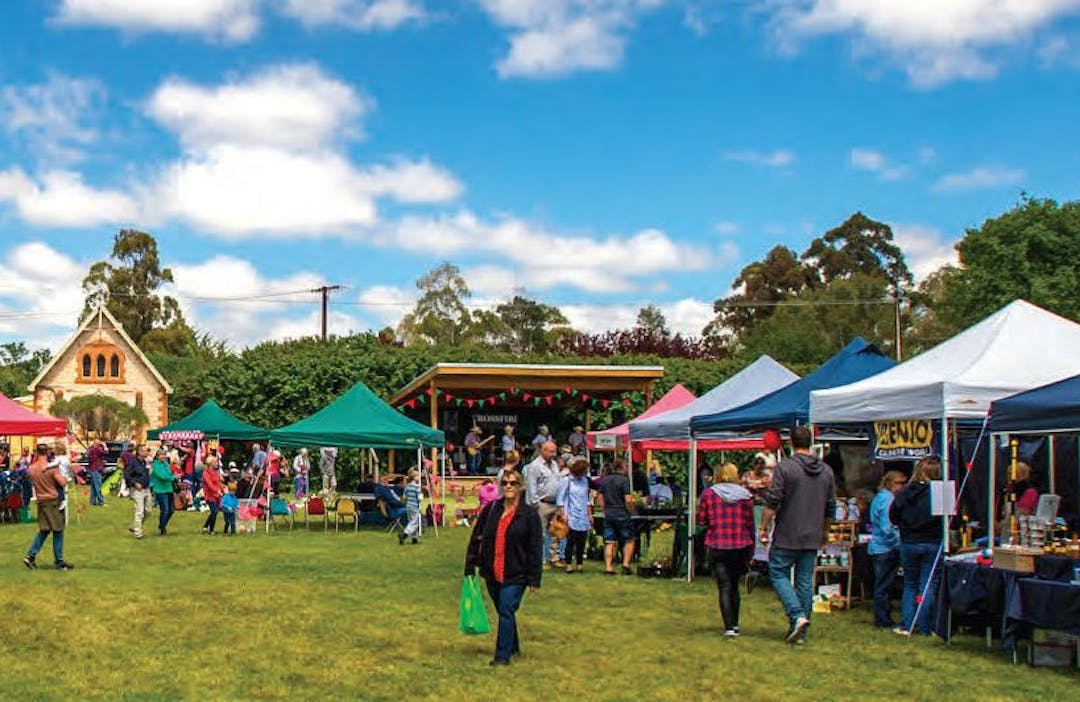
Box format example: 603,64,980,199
522,393,532,401
444,393,454,401
478,400,486,408
545,396,554,405
580,393,589,402
466,399,475,408
498,392,506,400
426,387,434,395
554,392,563,400
601,399,611,408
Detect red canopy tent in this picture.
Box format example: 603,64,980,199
0,393,68,436
587,384,763,452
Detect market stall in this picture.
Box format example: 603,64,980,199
147,400,268,442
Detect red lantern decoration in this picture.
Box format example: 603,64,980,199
763,429,782,452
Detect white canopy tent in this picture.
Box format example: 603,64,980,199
628,355,798,443
810,300,1080,423
810,299,1080,548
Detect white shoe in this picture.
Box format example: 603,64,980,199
724,629,739,638
786,617,810,643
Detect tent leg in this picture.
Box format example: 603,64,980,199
1048,436,1057,494
988,433,997,547
441,450,448,528
941,415,951,554
688,439,697,584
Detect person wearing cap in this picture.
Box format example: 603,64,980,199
501,425,517,457
568,425,586,455
464,427,485,476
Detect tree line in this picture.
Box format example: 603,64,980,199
2,196,1078,432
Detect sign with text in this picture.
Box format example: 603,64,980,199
872,419,935,460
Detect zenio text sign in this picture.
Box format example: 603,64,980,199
872,420,934,460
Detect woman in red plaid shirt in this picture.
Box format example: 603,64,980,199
696,462,756,637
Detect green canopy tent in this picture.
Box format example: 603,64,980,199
270,382,445,535
269,382,444,449
147,400,268,442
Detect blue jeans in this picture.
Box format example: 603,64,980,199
203,500,220,532
900,541,941,634
28,529,64,564
155,492,174,533
467,451,482,475
223,511,236,534
485,580,525,662
768,547,817,627
89,471,104,505
871,550,900,627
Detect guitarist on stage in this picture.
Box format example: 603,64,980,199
464,427,494,475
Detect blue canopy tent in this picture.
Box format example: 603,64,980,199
988,374,1080,434
988,374,1080,533
690,338,896,435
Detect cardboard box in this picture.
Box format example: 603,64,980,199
1030,629,1078,667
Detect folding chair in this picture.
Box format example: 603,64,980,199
269,497,293,530
304,496,328,531
378,499,405,536
335,498,358,532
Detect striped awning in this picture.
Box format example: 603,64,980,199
158,430,205,441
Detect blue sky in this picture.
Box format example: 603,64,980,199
1,0,1079,351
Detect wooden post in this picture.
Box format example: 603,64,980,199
644,382,654,408
429,380,439,469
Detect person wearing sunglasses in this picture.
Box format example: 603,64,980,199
464,468,543,666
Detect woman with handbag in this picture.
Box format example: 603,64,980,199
464,468,542,666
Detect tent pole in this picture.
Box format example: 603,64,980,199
441,449,447,527
988,433,997,547
941,415,950,554
1048,435,1057,494
626,442,633,493
416,447,424,539
688,438,697,584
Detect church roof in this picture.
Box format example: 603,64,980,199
28,305,173,394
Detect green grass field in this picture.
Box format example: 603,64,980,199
1,490,1076,701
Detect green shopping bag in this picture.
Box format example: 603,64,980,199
458,575,491,635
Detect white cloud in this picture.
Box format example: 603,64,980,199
0,168,138,227
146,63,371,151
722,149,796,168
0,73,107,165
479,0,666,78
714,221,739,235
763,0,1080,87
562,297,712,336
378,211,715,293
0,241,86,347
850,147,908,181
356,284,417,326
893,223,958,281
932,165,1026,192
279,0,426,30
55,0,261,42
138,64,462,237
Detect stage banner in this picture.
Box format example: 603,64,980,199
871,419,935,460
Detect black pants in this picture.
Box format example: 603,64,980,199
566,530,587,565
709,546,751,631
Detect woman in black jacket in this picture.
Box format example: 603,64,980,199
889,457,942,635
464,468,542,665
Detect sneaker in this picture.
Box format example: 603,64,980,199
398,533,407,545
411,538,418,545
55,561,74,571
23,554,36,570
489,658,510,667
724,629,738,638
134,533,144,540
786,617,810,643
128,528,136,533
892,626,911,636
622,565,633,576
733,626,740,635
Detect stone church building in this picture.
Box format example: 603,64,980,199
28,306,172,438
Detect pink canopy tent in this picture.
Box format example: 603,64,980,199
587,384,763,451
0,393,68,436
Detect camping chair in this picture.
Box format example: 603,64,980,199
378,499,406,536
335,498,358,532
269,497,293,530
304,496,328,531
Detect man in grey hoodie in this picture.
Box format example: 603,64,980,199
759,426,836,644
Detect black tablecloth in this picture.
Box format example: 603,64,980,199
934,561,1015,640
1004,578,1080,650
1036,555,1077,583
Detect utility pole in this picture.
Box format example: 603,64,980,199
312,285,342,341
